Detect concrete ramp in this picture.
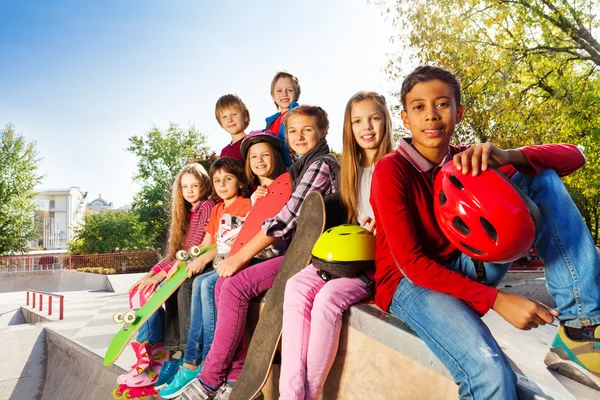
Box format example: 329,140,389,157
106,273,146,293
41,329,124,400
0,270,109,293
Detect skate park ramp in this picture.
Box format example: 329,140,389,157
41,328,125,400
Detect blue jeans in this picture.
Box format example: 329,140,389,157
184,269,219,365
388,169,600,399
137,306,165,345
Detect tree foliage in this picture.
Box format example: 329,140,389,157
68,210,151,254
0,124,42,255
128,123,212,250
377,0,600,239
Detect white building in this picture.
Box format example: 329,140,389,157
35,187,88,250
87,195,114,213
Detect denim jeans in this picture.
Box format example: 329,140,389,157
137,306,165,345
388,169,600,399
183,269,219,365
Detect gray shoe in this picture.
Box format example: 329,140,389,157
179,379,216,400
214,382,234,400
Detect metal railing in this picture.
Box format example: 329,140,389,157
0,251,158,274
26,289,64,320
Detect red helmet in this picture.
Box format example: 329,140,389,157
434,162,540,263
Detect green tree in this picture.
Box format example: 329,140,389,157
128,123,212,250
68,210,151,254
377,0,600,239
0,124,42,255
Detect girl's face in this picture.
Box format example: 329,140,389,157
212,169,242,203
351,99,385,152
272,77,296,111
248,142,273,178
219,106,246,135
286,114,324,157
181,173,203,206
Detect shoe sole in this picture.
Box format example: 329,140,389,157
159,378,197,399
544,348,600,391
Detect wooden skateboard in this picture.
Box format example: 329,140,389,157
230,191,327,400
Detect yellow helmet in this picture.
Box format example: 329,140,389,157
311,224,375,279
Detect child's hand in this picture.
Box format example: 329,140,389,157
453,143,510,176
254,186,269,201
139,276,162,292
215,254,244,278
186,258,206,278
360,216,376,235
165,265,179,281
130,274,152,292
492,291,559,330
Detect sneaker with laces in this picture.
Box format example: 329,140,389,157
214,382,234,400
158,364,200,399
544,324,600,391
155,358,183,390
179,378,217,400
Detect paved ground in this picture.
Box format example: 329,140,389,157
1,271,598,399
0,274,145,400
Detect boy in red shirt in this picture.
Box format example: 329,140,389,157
216,94,250,161
371,65,599,398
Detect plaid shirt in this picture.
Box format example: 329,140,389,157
151,200,214,274
262,160,336,240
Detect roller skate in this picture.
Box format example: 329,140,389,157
113,342,169,399
113,341,152,398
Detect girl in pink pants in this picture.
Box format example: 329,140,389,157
180,105,340,400
279,92,393,399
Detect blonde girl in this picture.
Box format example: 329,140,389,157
279,91,392,400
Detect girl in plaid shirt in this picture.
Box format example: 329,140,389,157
180,105,340,399
127,163,215,388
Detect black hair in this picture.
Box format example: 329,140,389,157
401,65,461,110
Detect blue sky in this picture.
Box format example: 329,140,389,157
1,0,396,207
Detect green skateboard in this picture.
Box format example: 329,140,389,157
103,244,214,366
230,191,329,400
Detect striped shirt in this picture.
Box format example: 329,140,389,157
151,199,214,274
262,160,336,240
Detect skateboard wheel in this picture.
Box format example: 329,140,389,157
113,312,125,324
176,250,189,261
124,311,136,324
189,246,202,257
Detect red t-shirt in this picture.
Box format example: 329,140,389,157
220,139,244,162
371,138,585,316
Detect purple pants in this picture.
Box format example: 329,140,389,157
199,256,284,388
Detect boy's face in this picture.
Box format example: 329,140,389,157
219,106,246,135
401,79,464,157
272,77,296,111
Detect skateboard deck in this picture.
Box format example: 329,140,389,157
103,245,214,366
230,191,326,400
104,174,292,367
229,172,292,254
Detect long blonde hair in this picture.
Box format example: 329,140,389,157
167,163,212,260
340,92,393,224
